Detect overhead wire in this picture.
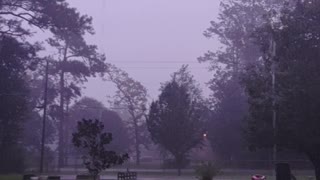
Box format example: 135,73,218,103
108,60,202,64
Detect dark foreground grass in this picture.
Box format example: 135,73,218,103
0,174,315,180
0,175,20,180
4,169,315,180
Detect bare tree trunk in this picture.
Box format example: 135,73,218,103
93,174,98,180
176,155,183,176
306,149,320,180
58,70,65,168
310,159,320,180
58,42,68,168
310,156,320,180
64,99,70,166
315,164,320,180
133,118,140,166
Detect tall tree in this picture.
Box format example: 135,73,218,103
22,110,56,170
105,64,148,165
199,0,286,162
21,65,62,170
23,72,58,152
0,36,39,172
147,80,205,175
243,1,320,179
47,5,107,167
68,97,130,154
0,0,108,169
208,76,247,161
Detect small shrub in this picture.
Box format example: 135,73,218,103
195,162,220,180
162,158,190,169
47,176,60,180
76,174,96,180
72,119,128,180
22,174,36,180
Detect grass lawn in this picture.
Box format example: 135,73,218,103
7,169,315,180
0,173,315,180
0,175,20,180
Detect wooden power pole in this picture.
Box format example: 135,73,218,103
40,61,49,173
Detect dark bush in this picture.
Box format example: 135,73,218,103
0,146,25,173
48,176,61,180
195,162,220,180
22,174,36,180
162,159,190,169
276,163,291,180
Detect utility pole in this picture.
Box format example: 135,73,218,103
271,36,277,167
40,61,49,173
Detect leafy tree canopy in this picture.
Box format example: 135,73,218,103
69,97,130,153
0,0,86,37
0,36,39,173
105,64,148,165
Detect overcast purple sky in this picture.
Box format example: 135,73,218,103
67,0,221,105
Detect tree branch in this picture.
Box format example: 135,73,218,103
0,11,43,28
0,29,27,37
2,2,33,14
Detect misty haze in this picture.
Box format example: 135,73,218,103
1,0,320,180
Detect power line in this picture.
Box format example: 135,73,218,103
115,67,208,70
0,93,28,96
108,61,201,64
76,105,128,110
